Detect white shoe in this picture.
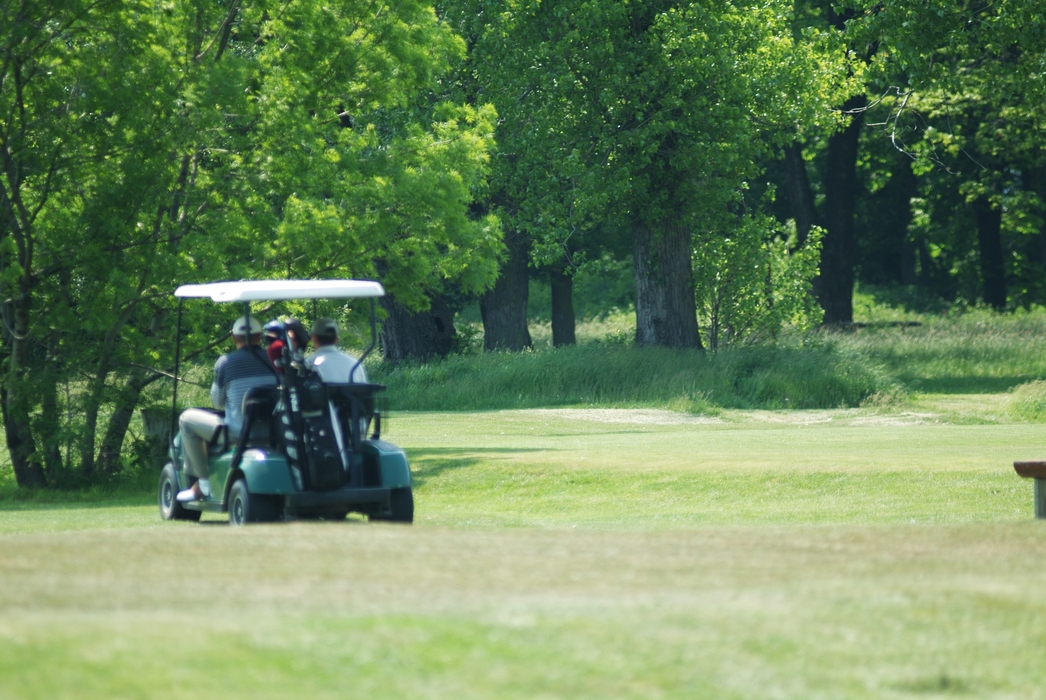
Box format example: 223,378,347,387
176,483,204,502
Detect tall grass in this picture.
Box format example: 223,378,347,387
379,297,1046,413
372,341,890,412
1005,380,1046,421
834,307,1046,393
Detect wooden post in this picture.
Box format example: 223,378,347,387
1036,478,1046,520
1012,462,1046,519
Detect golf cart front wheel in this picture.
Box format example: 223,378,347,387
228,478,281,525
373,487,413,523
158,463,201,522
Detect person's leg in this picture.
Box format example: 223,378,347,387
178,409,224,500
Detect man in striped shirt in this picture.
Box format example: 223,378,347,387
177,315,278,502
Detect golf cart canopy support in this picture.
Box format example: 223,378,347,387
169,279,386,456
175,279,385,302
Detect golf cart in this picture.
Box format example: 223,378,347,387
157,279,413,525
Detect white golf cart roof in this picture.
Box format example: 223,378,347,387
174,279,385,302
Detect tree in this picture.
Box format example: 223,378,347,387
442,0,850,348
840,0,1046,309
0,0,501,487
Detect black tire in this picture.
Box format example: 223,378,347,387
373,487,413,523
228,478,281,525
158,463,202,522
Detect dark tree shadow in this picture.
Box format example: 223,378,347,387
407,447,553,487
904,375,1039,394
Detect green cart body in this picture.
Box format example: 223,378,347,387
157,280,413,525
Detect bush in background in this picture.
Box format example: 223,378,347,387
693,217,823,350
1007,380,1046,422
372,340,891,413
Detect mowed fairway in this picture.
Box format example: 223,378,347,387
2,408,1046,699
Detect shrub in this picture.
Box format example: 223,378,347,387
1007,380,1046,422
372,341,891,412
693,216,823,350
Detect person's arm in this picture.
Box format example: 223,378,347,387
352,361,368,384
210,356,227,409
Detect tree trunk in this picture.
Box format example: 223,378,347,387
819,94,866,324
633,220,702,349
95,379,140,475
480,228,531,351
79,298,143,476
96,368,160,474
79,372,105,477
918,238,933,286
39,365,63,481
782,142,820,247
1,286,45,488
973,196,1006,310
901,235,918,287
549,265,576,347
96,309,169,474
140,405,173,464
1026,165,1046,266
380,294,457,361
887,157,919,285
1,385,45,487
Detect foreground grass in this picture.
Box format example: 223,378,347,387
2,410,1045,698
3,523,1045,699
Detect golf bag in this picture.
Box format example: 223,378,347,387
272,326,347,492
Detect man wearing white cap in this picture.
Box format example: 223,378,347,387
177,315,278,502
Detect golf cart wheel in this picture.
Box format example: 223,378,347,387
228,478,281,525
158,463,202,522
373,487,413,523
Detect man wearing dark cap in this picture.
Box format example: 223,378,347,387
307,318,367,383
177,315,278,502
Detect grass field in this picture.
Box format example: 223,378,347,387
3,405,1046,699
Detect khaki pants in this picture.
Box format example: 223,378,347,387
179,409,235,479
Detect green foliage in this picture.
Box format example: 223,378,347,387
527,255,636,323
0,0,501,486
838,0,1046,308
694,217,824,350
1006,380,1046,422
850,0,1046,101
442,0,854,320
380,304,1046,416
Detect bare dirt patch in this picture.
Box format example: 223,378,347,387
529,408,722,425
732,409,938,427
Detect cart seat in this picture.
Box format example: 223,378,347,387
241,385,279,447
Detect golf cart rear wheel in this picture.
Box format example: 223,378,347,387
158,463,202,522
228,478,281,525
372,487,413,523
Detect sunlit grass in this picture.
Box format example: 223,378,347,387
3,522,1044,699
4,299,1046,698
1,409,1045,698
834,308,1046,394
